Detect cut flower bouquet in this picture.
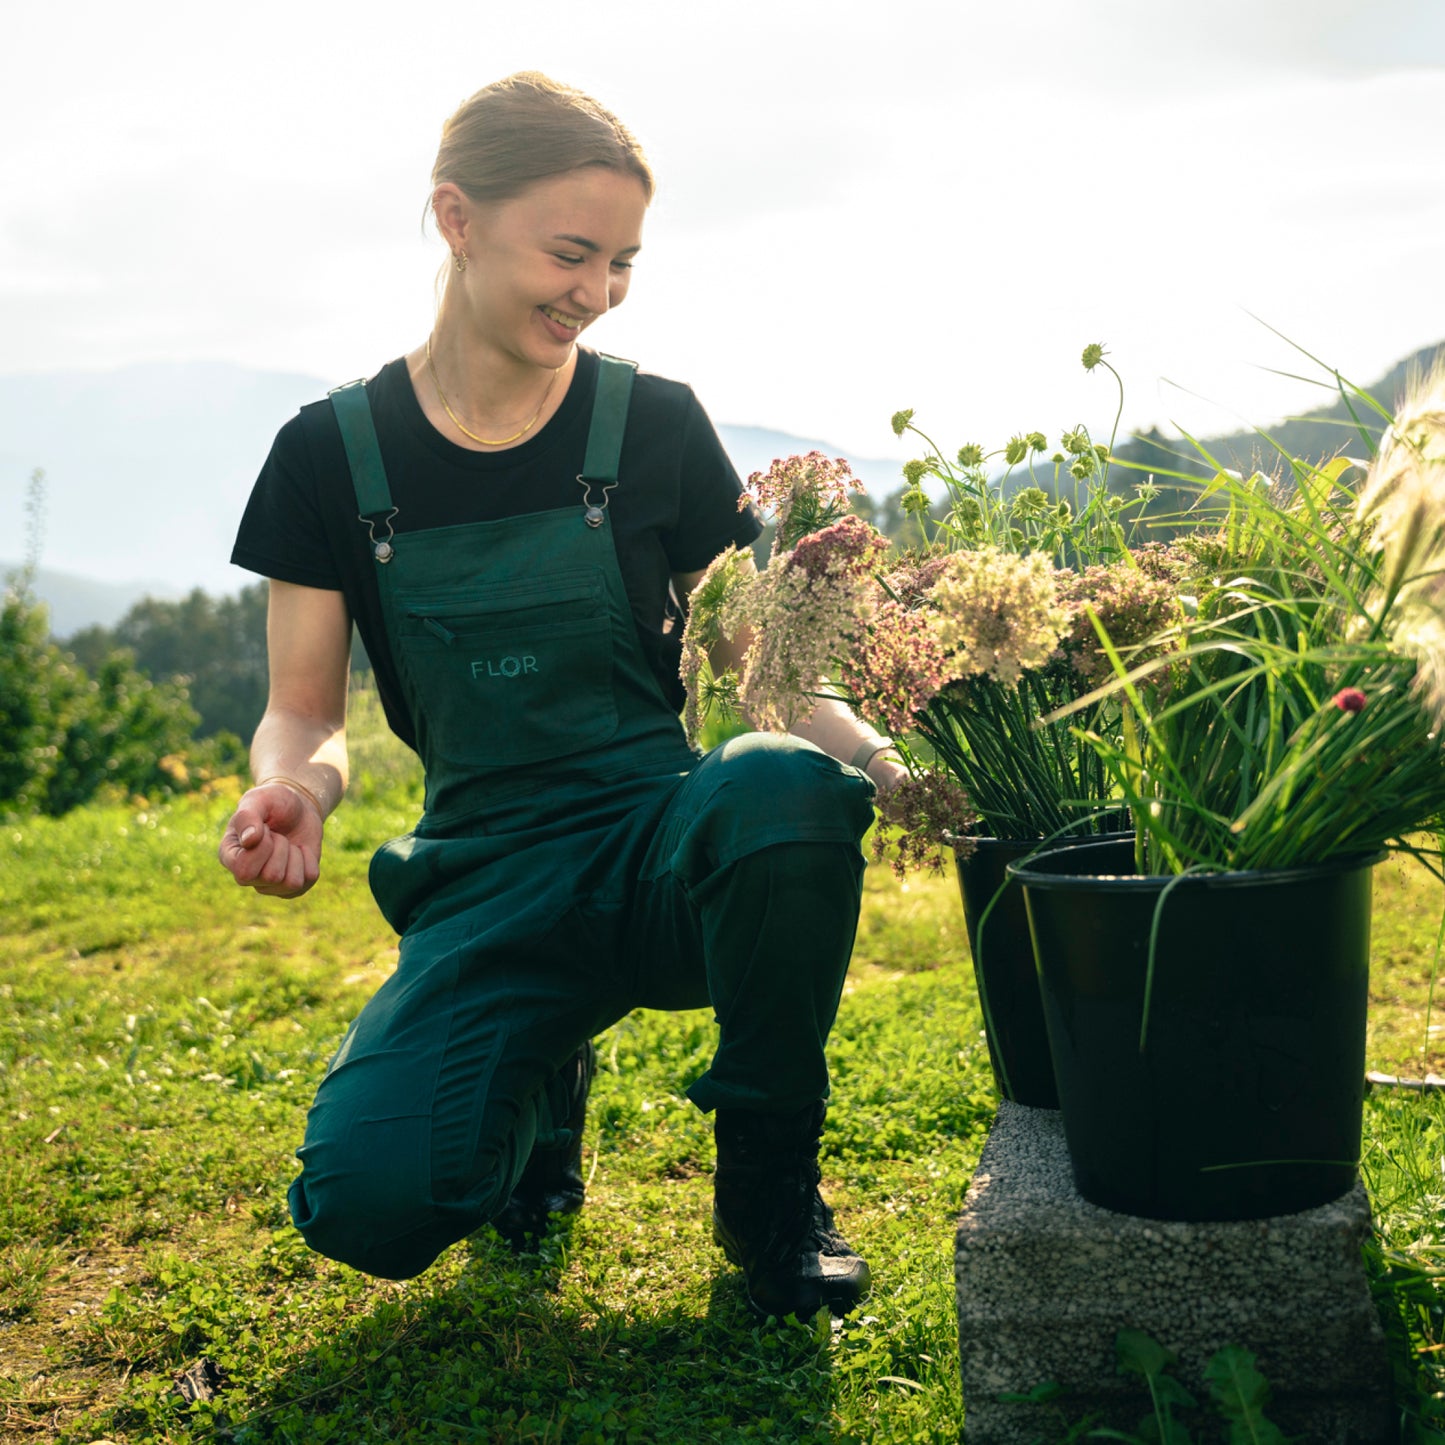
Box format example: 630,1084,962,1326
681,348,1175,872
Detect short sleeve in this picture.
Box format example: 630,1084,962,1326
230,413,343,589
664,392,764,573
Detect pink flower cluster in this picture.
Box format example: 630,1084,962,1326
874,770,978,877
743,452,860,547
839,600,948,736
728,516,892,732
1129,541,1189,584
789,514,892,583
882,553,954,605
733,561,875,732
1054,564,1182,688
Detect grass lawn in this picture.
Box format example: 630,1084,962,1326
4,729,1445,1441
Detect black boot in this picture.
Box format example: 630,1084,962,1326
492,1040,597,1250
712,1100,871,1319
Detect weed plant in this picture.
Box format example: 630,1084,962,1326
4,708,1445,1440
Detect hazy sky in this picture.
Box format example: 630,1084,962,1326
4,0,1444,460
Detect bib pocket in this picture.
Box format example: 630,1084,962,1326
395,569,619,769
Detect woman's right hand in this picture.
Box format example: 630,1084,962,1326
219,782,325,898
219,581,351,899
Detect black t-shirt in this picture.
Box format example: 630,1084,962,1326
232,348,762,748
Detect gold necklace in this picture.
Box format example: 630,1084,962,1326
425,335,562,446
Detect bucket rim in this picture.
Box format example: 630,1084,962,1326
945,810,1132,856
1007,841,1388,892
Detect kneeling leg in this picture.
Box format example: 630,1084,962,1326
288,921,608,1279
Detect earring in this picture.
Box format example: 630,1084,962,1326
453,250,468,274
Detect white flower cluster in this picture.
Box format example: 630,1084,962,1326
928,548,1068,685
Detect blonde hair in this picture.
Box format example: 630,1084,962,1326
430,71,654,211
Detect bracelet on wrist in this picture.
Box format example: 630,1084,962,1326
253,775,326,818
849,738,899,773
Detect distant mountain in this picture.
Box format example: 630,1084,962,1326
0,563,184,637
716,425,904,496
1111,341,1445,485
0,360,905,636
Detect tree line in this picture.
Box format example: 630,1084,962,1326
0,573,243,816
65,584,272,746
2,472,276,817
3,564,380,818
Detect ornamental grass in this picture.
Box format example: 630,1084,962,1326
1061,360,1445,876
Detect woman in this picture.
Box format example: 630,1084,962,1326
218,72,906,1321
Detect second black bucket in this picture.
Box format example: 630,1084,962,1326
952,837,1059,1108
1010,838,1380,1222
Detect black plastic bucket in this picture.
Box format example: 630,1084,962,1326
1009,839,1380,1222
952,818,1131,1109
952,837,1059,1108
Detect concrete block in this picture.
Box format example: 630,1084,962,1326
955,1101,1394,1444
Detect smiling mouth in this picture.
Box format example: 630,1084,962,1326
541,305,585,331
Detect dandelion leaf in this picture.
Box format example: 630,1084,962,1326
1203,1345,1290,1444
1115,1328,1179,1383
1114,1329,1197,1443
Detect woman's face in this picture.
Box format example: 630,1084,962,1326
457,166,648,369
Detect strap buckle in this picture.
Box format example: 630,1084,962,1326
577,476,617,528
359,507,399,563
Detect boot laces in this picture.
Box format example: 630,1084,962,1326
810,1192,855,1257
752,1164,856,1267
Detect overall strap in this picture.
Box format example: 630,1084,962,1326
581,356,637,484
329,379,394,516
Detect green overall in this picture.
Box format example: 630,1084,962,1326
289,359,876,1280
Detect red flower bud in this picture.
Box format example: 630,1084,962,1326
1333,688,1367,714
